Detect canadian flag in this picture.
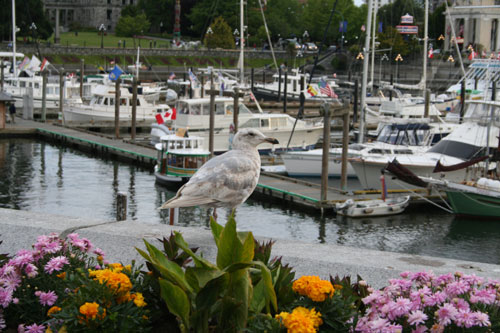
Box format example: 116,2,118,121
428,48,434,59
164,107,177,121
468,51,477,60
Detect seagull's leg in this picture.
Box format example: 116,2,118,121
212,208,217,221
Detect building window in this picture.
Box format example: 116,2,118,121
472,19,476,45
107,0,111,4
122,0,126,4
107,9,112,20
491,19,498,51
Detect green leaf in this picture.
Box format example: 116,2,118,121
143,239,193,294
240,231,255,263
217,216,243,268
223,262,253,273
135,247,152,262
174,232,216,269
218,272,250,331
210,217,224,245
252,261,278,312
250,279,267,313
159,278,191,331
185,267,225,290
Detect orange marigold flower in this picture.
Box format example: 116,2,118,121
89,268,132,294
292,276,334,302
131,292,147,307
276,306,323,333
79,302,106,321
47,306,61,317
108,263,124,272
56,272,66,279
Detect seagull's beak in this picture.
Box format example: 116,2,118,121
264,137,279,145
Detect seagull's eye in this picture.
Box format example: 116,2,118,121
248,132,255,136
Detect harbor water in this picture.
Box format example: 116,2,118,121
1,138,499,265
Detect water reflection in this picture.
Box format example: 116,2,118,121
1,139,499,264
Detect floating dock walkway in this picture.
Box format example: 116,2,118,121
1,118,436,213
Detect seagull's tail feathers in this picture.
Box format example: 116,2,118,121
159,195,218,210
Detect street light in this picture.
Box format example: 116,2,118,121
30,22,37,42
99,24,106,49
379,53,389,84
395,53,403,83
447,55,455,78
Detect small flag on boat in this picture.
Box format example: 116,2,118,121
307,84,319,97
97,65,105,72
155,114,164,125
164,107,176,121
28,55,41,72
18,57,30,71
40,58,50,71
109,65,124,81
428,47,434,59
318,78,336,98
249,91,256,102
169,72,176,80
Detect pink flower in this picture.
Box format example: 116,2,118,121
436,303,457,326
408,310,428,326
472,311,490,327
36,291,57,306
452,298,470,312
389,296,412,318
25,323,45,333
445,280,470,297
24,263,38,278
411,271,434,285
44,256,69,274
0,287,13,308
433,273,454,287
470,288,496,305
93,248,105,257
369,318,390,331
412,325,428,333
455,310,475,328
423,291,446,307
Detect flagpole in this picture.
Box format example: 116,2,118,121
370,0,378,92
359,0,374,144
12,0,17,78
136,47,140,79
239,0,244,85
422,0,428,98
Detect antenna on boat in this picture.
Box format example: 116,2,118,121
11,0,17,78
256,0,278,70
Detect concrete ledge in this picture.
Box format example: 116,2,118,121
1,208,500,288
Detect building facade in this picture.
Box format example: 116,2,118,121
444,0,500,52
43,0,136,32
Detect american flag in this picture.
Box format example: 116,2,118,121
318,78,337,98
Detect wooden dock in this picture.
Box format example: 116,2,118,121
0,118,435,213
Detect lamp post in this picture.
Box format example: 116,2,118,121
99,24,106,49
30,22,37,43
234,28,239,46
379,53,389,84
447,55,455,78
395,53,403,83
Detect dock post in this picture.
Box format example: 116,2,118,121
424,89,430,118
169,208,179,225
459,80,465,124
321,103,331,202
79,59,84,98
283,69,288,113
389,74,393,101
251,67,254,92
209,72,215,157
116,192,127,221
278,67,282,102
115,77,121,139
201,74,205,98
233,87,239,132
474,76,478,90
263,70,266,87
131,77,137,141
59,68,65,125
353,79,358,124
340,105,350,191
0,60,3,90
41,71,47,122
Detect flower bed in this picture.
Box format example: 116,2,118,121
0,216,499,332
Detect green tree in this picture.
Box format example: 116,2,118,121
115,13,151,47
429,3,446,43
378,26,409,57
204,16,235,49
0,0,52,41
138,0,174,34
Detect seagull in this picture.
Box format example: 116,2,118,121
159,128,279,217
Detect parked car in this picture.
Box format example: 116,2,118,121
304,42,318,52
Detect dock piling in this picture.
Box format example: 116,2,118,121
116,192,127,221
114,77,121,139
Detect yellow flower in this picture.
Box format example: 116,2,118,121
276,307,323,333
108,263,124,273
89,268,132,294
47,306,61,317
79,302,106,321
292,276,334,302
131,292,147,307
56,272,66,279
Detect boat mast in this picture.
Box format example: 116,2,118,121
422,0,428,97
136,47,140,79
240,0,244,85
12,0,16,78
370,0,378,92
359,0,374,143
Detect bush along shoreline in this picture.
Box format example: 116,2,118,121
0,215,498,332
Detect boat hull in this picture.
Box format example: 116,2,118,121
446,190,500,218
335,196,410,218
281,150,357,177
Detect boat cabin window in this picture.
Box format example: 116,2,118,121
20,81,26,88
34,83,39,89
215,103,225,115
238,104,252,114
261,119,269,128
368,149,391,154
271,118,287,129
120,98,127,106
241,119,260,128
348,144,365,151
226,105,234,115
394,149,413,154
191,104,201,115
428,140,483,160
178,102,189,114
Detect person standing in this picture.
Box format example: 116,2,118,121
8,103,16,124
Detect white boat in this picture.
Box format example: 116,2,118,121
154,133,210,188
252,68,339,102
151,96,323,153
63,85,172,122
281,121,456,178
349,120,498,189
335,196,410,218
